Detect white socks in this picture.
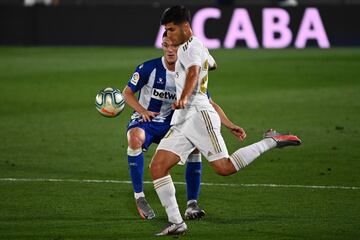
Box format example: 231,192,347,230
153,175,183,224
134,192,145,200
187,199,197,206
127,147,142,156
230,138,276,171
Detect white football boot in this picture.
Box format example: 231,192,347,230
155,221,187,236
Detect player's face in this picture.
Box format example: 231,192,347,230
164,22,187,46
162,37,178,64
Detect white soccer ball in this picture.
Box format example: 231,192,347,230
95,87,125,118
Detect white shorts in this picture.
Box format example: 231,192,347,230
157,109,229,164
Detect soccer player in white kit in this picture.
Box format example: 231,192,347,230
150,6,302,236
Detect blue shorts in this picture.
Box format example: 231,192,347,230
126,119,171,151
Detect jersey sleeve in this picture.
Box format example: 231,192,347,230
127,63,151,93
179,40,202,70
206,48,216,69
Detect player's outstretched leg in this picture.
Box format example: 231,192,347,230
184,152,205,220
229,129,301,172
127,127,155,220
211,129,301,176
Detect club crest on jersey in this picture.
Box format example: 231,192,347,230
131,72,140,85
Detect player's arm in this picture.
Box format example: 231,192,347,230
209,98,246,141
123,86,159,122
173,41,203,109
173,65,200,109
124,65,159,122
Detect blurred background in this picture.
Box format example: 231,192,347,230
1,1,360,240
1,0,360,47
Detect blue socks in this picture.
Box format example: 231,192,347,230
128,148,202,203
185,154,202,202
127,147,144,194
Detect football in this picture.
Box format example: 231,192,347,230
95,87,125,117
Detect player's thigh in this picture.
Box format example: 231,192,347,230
127,127,146,149
149,149,181,179
157,126,196,165
147,123,171,145
184,110,229,161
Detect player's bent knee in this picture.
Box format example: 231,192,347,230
127,128,145,149
128,138,143,149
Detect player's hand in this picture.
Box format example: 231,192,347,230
171,97,188,109
228,124,246,141
139,110,159,122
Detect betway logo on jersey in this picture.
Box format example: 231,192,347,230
152,89,176,101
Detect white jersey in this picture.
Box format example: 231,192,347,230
171,36,216,125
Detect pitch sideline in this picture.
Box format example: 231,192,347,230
0,177,359,190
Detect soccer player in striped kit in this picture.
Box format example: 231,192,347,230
123,32,222,220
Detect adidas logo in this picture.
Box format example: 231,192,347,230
207,151,214,157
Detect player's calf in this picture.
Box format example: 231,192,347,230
210,158,237,176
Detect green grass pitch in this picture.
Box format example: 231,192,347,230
0,47,360,239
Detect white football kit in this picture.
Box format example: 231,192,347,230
157,36,229,164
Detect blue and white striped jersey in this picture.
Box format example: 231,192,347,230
127,57,177,123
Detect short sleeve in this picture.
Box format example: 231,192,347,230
127,63,151,93
206,48,216,69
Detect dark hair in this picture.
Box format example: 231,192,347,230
160,5,191,25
